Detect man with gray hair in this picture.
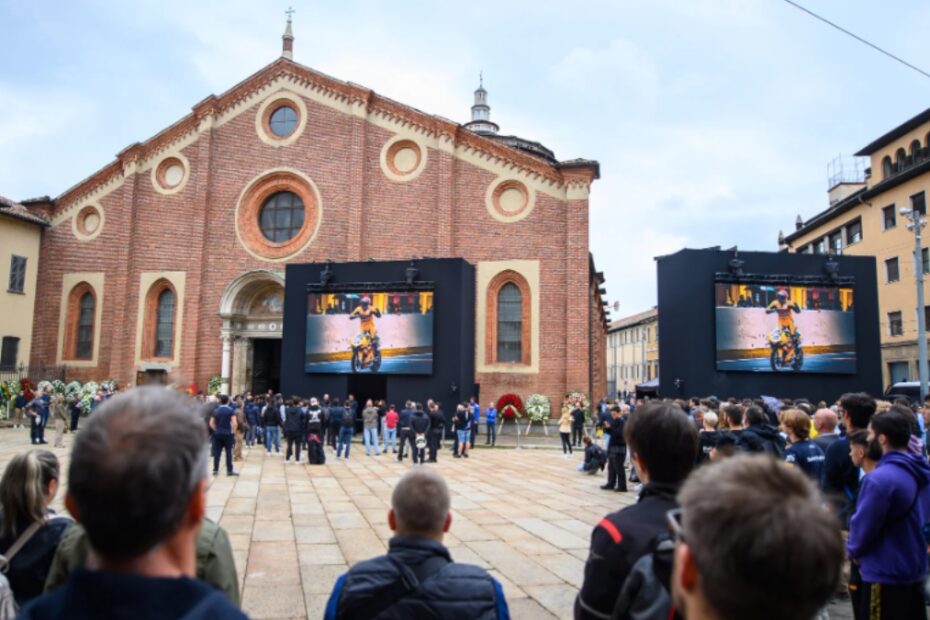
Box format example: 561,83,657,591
325,468,510,619
20,387,247,619
812,408,840,455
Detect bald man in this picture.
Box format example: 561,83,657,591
325,469,510,619
812,409,840,455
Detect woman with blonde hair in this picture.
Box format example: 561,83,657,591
558,408,574,456
0,450,71,606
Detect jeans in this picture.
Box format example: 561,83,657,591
265,426,280,453
398,429,415,460
245,425,258,446
470,424,478,447
364,428,380,455
212,433,234,474
560,432,572,454
383,427,397,452
486,421,496,445
337,427,353,458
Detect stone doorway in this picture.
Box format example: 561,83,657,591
218,270,285,395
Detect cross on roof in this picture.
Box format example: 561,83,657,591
285,6,295,21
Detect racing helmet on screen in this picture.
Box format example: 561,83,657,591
360,296,371,307
776,288,788,299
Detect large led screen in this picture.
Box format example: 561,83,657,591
305,291,433,374
715,283,856,374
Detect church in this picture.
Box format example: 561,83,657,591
22,18,608,410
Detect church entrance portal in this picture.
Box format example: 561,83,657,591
219,270,285,395
251,338,281,395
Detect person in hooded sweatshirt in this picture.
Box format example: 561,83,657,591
847,406,930,620
735,405,785,457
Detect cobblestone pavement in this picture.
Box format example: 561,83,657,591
15,428,629,619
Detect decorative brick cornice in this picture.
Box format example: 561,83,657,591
52,56,597,217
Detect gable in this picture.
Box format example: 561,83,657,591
49,59,597,228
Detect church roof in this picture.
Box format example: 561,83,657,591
53,57,599,210
0,195,49,227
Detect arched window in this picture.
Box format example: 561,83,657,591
911,140,922,158
75,292,95,359
882,156,893,179
64,282,96,361
496,283,522,363
896,148,907,170
154,288,176,358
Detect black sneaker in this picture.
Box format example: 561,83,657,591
212,470,218,476
600,485,613,490
463,453,469,458
227,472,239,477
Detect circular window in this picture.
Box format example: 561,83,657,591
152,154,190,195
258,191,305,243
486,178,535,223
72,204,105,241
380,136,428,182
269,105,298,137
235,169,322,261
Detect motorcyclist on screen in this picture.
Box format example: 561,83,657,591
766,288,801,359
349,296,381,357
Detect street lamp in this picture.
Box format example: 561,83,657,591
901,207,928,400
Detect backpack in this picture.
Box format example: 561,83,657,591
342,409,354,428
611,534,682,620
0,520,45,619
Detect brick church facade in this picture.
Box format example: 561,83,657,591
25,25,608,410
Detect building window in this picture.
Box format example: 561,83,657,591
154,289,176,358
886,257,900,282
8,256,26,293
815,239,826,254
923,248,930,276
75,293,95,359
912,140,923,158
889,360,909,384
496,283,522,363
911,191,926,216
269,105,298,138
889,311,903,336
924,305,930,328
883,205,897,230
830,231,843,254
258,191,305,243
63,282,96,361
846,220,862,244
0,337,18,371
896,148,907,171
882,156,893,178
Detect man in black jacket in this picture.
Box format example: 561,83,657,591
324,468,509,619
571,405,586,447
601,405,628,491
575,402,698,620
426,402,444,463
822,392,875,526
735,405,785,457
397,402,414,462
410,404,431,466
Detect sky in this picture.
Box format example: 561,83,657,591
3,0,930,316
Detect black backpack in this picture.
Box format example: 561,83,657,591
342,409,355,428
611,534,682,620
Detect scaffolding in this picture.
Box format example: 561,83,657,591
827,154,868,190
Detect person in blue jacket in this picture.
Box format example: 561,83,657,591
484,401,497,446
847,405,930,620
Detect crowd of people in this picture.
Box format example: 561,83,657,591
0,385,925,619
9,384,115,448
195,392,499,474
574,391,930,620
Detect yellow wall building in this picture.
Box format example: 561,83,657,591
782,107,930,389
606,307,658,397
0,196,48,372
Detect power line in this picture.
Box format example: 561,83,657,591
781,0,930,81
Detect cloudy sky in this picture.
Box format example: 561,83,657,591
3,0,930,315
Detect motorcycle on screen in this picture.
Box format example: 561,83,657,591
769,327,804,372
350,331,382,372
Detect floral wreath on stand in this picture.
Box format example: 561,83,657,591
496,393,524,431
524,394,551,436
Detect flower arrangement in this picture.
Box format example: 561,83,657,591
562,390,592,422
525,394,551,422
496,393,524,420
80,381,99,411
207,375,222,396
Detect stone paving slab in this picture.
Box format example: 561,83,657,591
0,428,630,618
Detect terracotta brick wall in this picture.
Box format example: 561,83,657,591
31,85,604,412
